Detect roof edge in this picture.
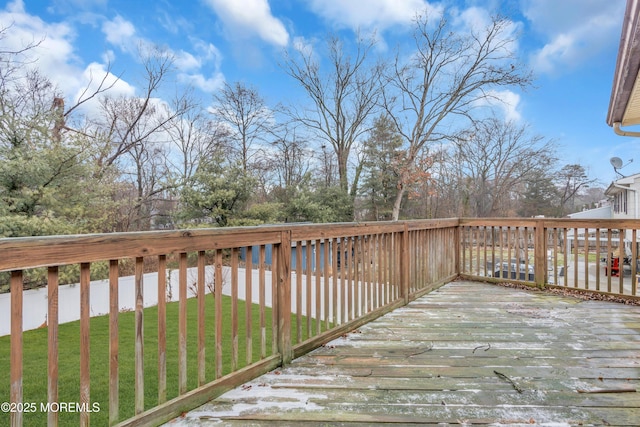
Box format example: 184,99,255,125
607,0,640,126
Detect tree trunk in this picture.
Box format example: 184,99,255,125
337,148,349,194
391,186,405,221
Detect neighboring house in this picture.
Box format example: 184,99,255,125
566,205,612,219
568,175,640,257
604,173,640,220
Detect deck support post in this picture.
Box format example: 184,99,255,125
534,219,547,288
277,231,292,365
401,223,410,303
454,221,461,276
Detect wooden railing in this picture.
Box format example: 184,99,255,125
0,220,458,427
460,218,640,299
3,218,639,427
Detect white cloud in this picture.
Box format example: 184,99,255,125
101,15,136,50
492,90,522,122
292,36,314,57
473,90,522,122
174,50,201,72
192,40,223,68
156,9,191,36
72,61,136,117
203,0,289,46
100,15,226,95
103,17,228,96
178,72,225,93
522,0,625,74
449,7,521,60
175,41,225,94
78,62,136,100
0,1,140,120
306,0,442,32
101,49,115,64
1,0,80,94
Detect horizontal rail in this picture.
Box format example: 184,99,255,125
0,228,285,272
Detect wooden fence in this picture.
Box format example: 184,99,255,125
0,220,457,427
3,218,639,426
460,218,640,298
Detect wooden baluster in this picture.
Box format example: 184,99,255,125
305,240,312,337
323,239,330,330
632,229,638,296
80,263,90,426
595,229,601,291
197,251,206,385
215,249,223,378
332,238,339,325
134,257,144,414
10,271,23,427
231,248,239,371
259,246,267,358
178,253,187,394
109,260,119,423
47,267,59,427
295,242,302,343
157,255,167,404
315,239,321,334
245,247,253,366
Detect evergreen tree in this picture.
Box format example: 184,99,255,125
179,156,256,227
517,171,559,217
361,115,403,220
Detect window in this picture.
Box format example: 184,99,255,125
613,190,628,214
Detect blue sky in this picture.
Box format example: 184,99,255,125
0,0,631,186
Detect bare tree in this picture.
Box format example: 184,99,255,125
87,47,192,230
283,34,384,202
453,118,555,217
211,81,271,172
164,96,230,186
93,46,188,170
268,125,311,190
556,164,597,216
383,12,533,220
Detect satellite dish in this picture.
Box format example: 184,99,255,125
610,156,633,177
610,157,623,169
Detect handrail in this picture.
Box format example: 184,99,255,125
0,219,458,427
2,217,639,427
459,218,640,300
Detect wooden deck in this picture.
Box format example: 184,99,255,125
165,281,640,426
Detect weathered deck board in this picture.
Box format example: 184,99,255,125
165,281,640,426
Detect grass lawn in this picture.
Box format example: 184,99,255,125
0,294,318,426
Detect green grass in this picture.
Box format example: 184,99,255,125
0,294,320,426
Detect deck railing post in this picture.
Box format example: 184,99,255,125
277,230,292,365
534,219,547,288
454,221,461,276
401,223,410,304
